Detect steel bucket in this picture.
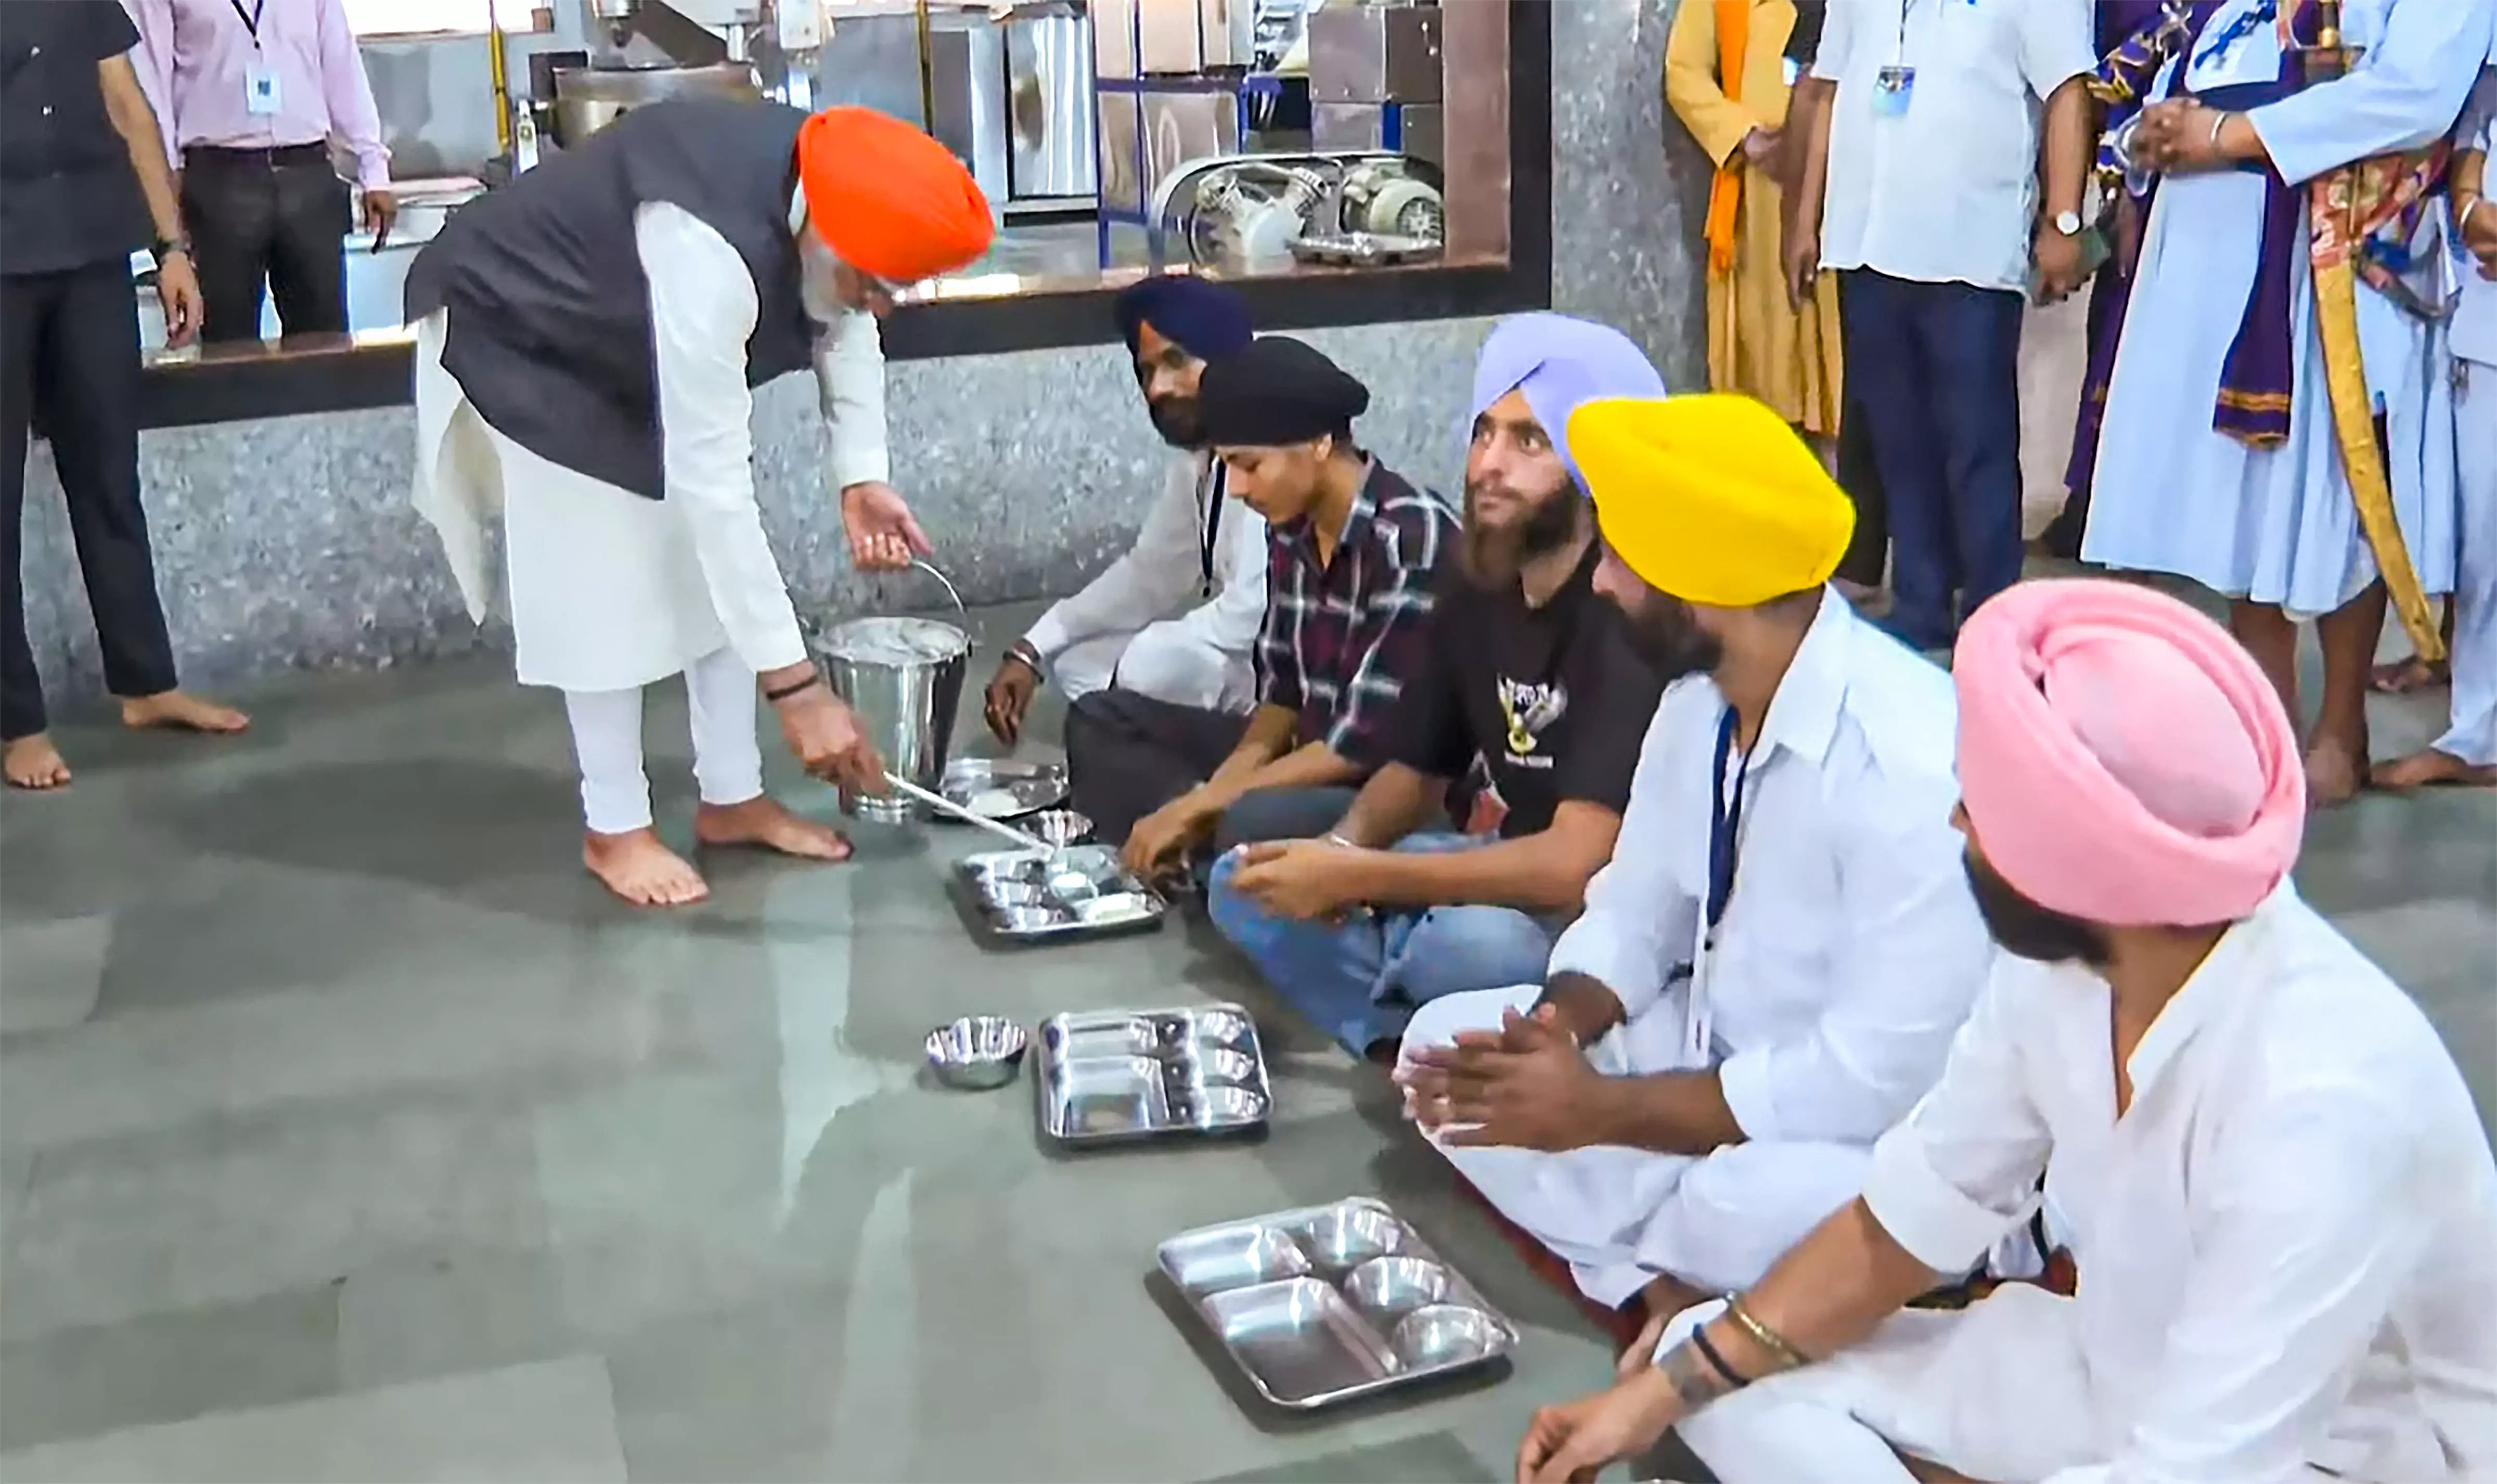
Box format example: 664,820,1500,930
815,563,971,823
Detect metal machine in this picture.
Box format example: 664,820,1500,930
526,0,829,157
1147,151,1444,271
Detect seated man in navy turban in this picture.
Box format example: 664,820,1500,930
982,275,1268,745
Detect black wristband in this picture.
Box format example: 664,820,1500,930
764,674,820,704
1687,1324,1752,1390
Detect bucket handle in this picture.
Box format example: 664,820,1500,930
884,558,966,618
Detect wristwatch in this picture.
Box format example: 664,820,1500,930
2051,210,2083,237
151,233,191,263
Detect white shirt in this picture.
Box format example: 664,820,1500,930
1812,0,2096,292
638,201,890,678
1865,886,2497,1484
1547,591,1994,1142
1021,450,1270,665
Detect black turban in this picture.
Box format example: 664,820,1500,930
1196,336,1372,448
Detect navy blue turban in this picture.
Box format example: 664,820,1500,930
1114,274,1254,361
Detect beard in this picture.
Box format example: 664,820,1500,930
1613,591,1722,680
1962,850,2113,966
1147,393,1206,449
1461,478,1582,586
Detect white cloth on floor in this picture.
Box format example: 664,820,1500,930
410,199,889,693
562,645,766,833
2082,0,2492,616
1677,885,2497,1484
1399,593,1995,1306
1021,450,1267,711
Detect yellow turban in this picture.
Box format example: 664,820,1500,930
1566,394,1857,609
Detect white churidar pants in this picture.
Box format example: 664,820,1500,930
2442,359,2497,767
1399,983,1870,1307
562,645,766,835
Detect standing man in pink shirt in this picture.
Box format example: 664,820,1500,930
123,0,393,342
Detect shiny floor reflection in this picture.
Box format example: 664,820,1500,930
0,602,2488,1482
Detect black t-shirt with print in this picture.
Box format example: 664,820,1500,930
1373,544,1668,840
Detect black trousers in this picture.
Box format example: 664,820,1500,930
181,145,351,343
1833,273,1890,590
1063,690,1357,854
3,262,179,741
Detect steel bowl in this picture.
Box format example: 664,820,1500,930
1389,1304,1511,1369
1021,809,1095,847
982,881,1052,909
1343,1256,1451,1319
924,1015,1029,1090
1297,1203,1405,1273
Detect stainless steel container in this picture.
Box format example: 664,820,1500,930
817,613,972,824
549,62,761,148
1306,6,1444,104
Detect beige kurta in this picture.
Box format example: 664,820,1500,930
1665,0,1844,434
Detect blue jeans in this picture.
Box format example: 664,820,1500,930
1839,268,2025,651
1206,833,1559,1057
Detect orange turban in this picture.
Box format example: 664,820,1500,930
796,107,994,285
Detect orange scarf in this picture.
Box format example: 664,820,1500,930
1704,0,1750,277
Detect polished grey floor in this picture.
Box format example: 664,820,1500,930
0,601,2490,1482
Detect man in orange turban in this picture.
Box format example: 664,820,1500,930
406,100,992,906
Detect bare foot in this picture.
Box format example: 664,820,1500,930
2370,657,2448,695
583,828,711,907
2370,747,2497,791
693,796,854,862
3,734,72,790
2305,733,2370,808
120,690,249,733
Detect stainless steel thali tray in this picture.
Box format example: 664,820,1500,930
953,844,1168,945
937,757,1067,820
1156,1196,1518,1410
1035,1003,1272,1144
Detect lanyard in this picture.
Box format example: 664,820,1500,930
229,0,267,44
1706,705,1754,938
2191,0,2274,69
1895,0,1917,63
1198,459,1227,597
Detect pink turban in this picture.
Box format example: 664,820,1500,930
1954,579,2305,927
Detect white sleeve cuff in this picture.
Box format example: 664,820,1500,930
1715,1046,1783,1143
1024,608,1071,661
1862,1119,2024,1275
1546,918,1662,1020
831,442,891,492
737,615,811,677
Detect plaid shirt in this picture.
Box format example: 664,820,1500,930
1255,460,1458,754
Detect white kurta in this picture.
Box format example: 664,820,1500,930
1021,450,1269,712
2082,0,2494,617
410,199,890,694
2444,81,2497,765
1674,885,2497,1484
1398,593,1996,1306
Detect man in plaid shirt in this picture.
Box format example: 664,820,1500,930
1065,335,1457,878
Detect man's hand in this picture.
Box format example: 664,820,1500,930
155,250,202,349
1514,1370,1683,1483
2136,99,2235,175
2032,218,2086,303
1230,837,1363,922
2461,199,2497,276
983,651,1041,745
840,481,932,571
1739,125,1782,170
363,188,397,243
1783,218,1820,311
1410,1006,1614,1152
1122,792,1215,880
772,678,884,792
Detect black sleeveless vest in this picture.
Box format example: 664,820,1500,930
405,98,818,500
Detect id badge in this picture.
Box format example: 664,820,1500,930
1873,64,1915,118
244,62,281,116
1782,56,1801,87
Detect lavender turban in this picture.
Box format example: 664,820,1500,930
1469,314,1668,488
